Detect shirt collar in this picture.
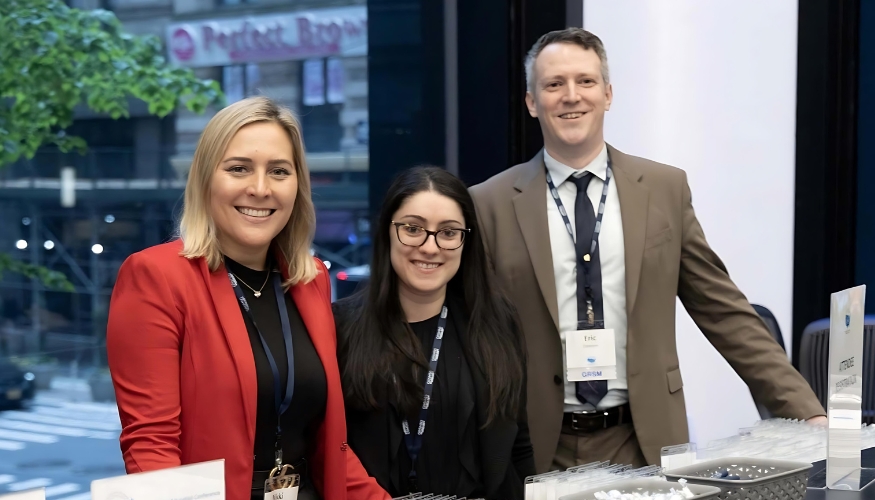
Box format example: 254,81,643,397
543,144,609,186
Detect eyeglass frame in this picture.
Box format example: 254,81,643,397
390,221,472,250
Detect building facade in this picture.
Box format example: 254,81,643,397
0,0,371,360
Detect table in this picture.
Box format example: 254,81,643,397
806,448,875,500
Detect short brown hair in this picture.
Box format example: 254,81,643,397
525,28,610,91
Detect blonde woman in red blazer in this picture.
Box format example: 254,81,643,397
106,96,389,500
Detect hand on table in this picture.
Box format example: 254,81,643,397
806,415,828,427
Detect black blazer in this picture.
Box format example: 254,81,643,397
332,295,535,500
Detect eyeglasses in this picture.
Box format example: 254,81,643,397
391,221,471,250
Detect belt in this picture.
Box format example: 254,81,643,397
252,458,308,491
562,403,632,433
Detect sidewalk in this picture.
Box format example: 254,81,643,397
40,377,94,404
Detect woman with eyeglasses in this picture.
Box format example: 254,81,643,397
332,166,535,499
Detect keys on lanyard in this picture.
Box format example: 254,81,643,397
401,304,448,493
545,157,613,326
227,270,295,473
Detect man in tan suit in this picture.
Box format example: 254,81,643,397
469,28,826,473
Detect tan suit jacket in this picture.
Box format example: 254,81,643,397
469,145,825,472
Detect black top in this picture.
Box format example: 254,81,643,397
334,295,535,500
396,311,477,496
224,257,327,490
333,297,487,498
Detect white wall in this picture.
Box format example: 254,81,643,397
582,0,799,447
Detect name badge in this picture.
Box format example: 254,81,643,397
565,328,617,382
264,486,298,500
264,469,300,500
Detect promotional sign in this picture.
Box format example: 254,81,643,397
826,285,867,490
91,460,224,500
326,57,345,104
167,6,367,67
302,59,325,106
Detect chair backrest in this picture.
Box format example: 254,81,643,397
799,315,875,424
752,304,786,351
750,304,786,420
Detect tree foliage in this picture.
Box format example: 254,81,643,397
0,0,224,165
0,0,224,289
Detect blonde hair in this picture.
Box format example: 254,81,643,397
178,96,318,286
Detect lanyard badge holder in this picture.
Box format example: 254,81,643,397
265,467,300,499
401,304,449,494
546,160,618,382
226,270,301,500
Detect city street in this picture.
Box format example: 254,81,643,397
0,392,124,499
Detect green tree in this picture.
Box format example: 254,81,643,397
0,0,224,288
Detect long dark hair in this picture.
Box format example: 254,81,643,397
338,166,525,424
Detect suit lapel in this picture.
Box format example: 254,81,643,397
201,259,257,435
290,280,332,379
608,145,649,317
512,152,560,332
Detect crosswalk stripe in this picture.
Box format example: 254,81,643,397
55,493,91,500
1,412,120,431
0,475,14,485
0,428,58,444
32,395,117,411
45,484,80,497
58,402,118,414
0,420,116,440
0,440,25,451
32,407,119,424
31,395,67,406
8,478,52,491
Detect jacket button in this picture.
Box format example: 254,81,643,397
554,375,562,385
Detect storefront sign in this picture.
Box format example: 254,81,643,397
167,6,367,67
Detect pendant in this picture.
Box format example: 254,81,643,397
254,291,261,298
583,254,591,262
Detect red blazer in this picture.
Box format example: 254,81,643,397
106,240,390,500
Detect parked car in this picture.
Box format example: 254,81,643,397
330,265,370,302
0,360,36,409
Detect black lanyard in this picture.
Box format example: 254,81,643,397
401,304,448,492
545,156,613,325
228,270,295,469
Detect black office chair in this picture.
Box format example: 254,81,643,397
799,315,875,424
750,304,788,420
752,304,786,351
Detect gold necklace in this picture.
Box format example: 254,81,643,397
232,271,271,298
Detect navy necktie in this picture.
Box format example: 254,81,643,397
569,173,608,406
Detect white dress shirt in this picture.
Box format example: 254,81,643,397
544,145,629,412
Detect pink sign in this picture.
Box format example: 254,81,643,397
166,7,367,68
170,28,195,62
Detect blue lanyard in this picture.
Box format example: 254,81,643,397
228,270,295,468
545,156,613,324
401,304,448,492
